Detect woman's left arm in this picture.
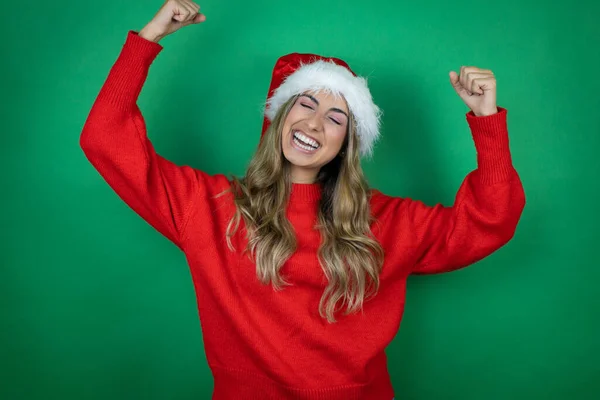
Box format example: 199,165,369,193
410,66,525,274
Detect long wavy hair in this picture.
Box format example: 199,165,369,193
223,93,384,323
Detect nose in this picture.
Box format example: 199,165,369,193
307,112,323,132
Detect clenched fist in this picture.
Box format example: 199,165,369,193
140,0,206,43
449,66,498,117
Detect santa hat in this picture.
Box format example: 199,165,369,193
261,53,382,158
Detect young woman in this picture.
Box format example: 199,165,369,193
79,0,525,398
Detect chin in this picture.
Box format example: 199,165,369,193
282,147,314,168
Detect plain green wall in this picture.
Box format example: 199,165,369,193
2,0,598,398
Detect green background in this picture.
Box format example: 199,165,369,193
2,0,598,398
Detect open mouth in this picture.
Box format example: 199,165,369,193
292,130,321,153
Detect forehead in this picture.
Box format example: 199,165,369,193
301,90,349,113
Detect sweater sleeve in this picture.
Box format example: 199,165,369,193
80,30,209,251
372,107,526,275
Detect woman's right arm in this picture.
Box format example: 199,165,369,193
80,1,209,250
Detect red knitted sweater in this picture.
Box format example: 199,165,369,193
80,30,526,400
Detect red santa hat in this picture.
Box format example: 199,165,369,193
261,53,382,158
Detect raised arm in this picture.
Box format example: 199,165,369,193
412,106,524,274
371,67,525,274
80,1,210,250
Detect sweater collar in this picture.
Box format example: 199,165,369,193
290,182,322,203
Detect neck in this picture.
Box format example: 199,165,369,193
290,166,319,183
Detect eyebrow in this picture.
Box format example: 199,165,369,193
299,94,349,118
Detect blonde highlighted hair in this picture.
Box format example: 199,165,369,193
224,94,384,323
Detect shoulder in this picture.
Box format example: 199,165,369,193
186,167,235,199
369,188,406,210
366,188,419,250
368,187,436,225
368,188,408,226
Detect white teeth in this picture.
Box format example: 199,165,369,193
293,137,317,152
293,131,320,149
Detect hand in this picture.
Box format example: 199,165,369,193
449,66,498,117
140,0,206,43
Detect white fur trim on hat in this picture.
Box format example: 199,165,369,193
264,60,382,158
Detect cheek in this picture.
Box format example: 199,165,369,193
327,127,347,150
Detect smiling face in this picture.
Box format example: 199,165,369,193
281,91,350,183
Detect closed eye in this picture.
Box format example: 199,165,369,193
301,103,314,110
330,118,341,125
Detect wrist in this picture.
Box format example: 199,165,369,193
473,106,498,117
139,25,164,43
